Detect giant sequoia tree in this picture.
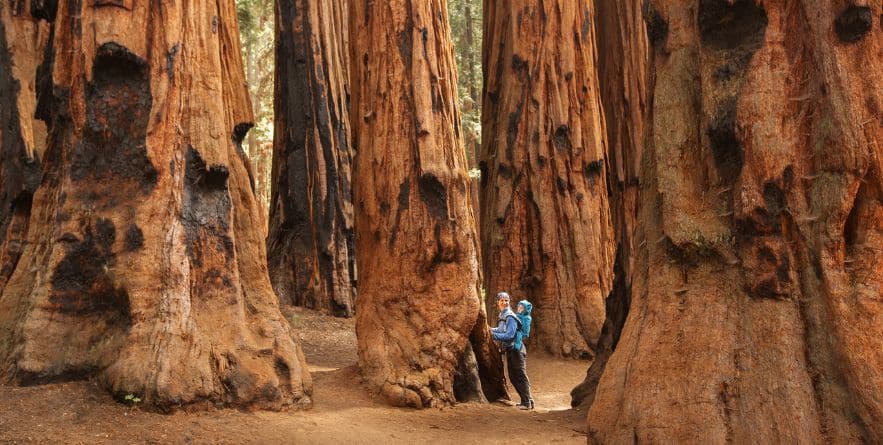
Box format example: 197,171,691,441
586,1,883,442
350,0,506,407
0,0,311,411
0,1,47,292
269,0,356,316
480,0,614,357
571,0,650,407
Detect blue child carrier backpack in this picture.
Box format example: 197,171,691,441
514,300,533,351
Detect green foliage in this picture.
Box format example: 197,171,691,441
123,394,142,404
447,0,483,166
236,0,274,146
236,0,275,212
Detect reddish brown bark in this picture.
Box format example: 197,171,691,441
0,0,311,411
571,0,650,407
268,0,356,317
587,1,883,442
350,0,506,407
480,0,614,358
0,1,48,292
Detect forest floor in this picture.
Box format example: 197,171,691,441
0,307,590,444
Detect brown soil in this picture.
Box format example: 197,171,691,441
0,307,590,444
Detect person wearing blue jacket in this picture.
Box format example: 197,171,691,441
490,292,534,410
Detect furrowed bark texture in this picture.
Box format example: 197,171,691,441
587,1,883,443
350,0,506,408
480,0,614,358
0,1,48,292
0,0,312,411
269,0,356,317
570,0,649,408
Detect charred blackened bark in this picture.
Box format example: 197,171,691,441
0,1,48,292
587,1,883,442
350,0,506,408
481,0,614,358
571,0,650,408
0,0,311,411
269,0,356,317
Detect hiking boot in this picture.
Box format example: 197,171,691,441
517,400,534,410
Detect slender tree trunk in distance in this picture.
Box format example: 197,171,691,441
245,28,259,168
463,1,479,168
350,0,507,407
0,0,49,292
481,0,614,358
269,0,356,317
0,0,312,411
571,0,650,408
587,1,883,442
242,11,266,225
463,2,478,105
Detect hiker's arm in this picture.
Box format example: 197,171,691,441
491,317,517,342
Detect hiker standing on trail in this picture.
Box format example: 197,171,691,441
490,292,534,410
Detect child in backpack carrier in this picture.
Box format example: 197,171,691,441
514,300,532,352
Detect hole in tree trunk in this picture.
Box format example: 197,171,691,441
75,42,157,195
643,1,669,47
707,99,744,184
835,6,872,43
698,0,768,50
418,173,449,220
182,146,233,269
30,0,58,21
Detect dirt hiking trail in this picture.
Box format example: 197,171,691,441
0,308,590,444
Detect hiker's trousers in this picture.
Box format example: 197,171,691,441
506,347,532,405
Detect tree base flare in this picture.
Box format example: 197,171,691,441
0,0,313,412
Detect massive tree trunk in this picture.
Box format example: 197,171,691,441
269,0,356,317
587,1,883,443
0,1,48,292
480,0,614,358
571,0,650,407
350,0,507,408
0,0,312,411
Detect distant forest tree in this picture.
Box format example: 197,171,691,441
236,0,275,215
448,0,482,167
235,0,483,217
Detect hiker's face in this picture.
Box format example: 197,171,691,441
497,299,508,310
517,304,524,314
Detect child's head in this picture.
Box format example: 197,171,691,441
517,303,525,314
